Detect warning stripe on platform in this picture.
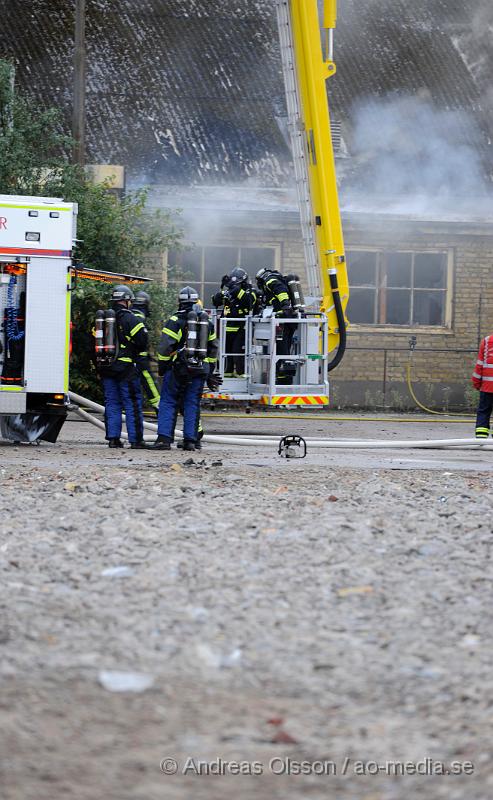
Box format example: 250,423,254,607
262,395,329,406
202,392,233,400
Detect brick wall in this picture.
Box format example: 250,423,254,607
332,215,493,408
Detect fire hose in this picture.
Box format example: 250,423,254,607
68,392,493,450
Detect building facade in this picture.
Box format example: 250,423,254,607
146,187,493,409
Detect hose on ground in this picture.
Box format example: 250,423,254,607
69,391,492,451
200,413,475,423
73,406,155,442
406,361,472,418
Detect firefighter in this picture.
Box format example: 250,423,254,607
177,300,206,450
132,290,160,415
153,286,221,451
472,333,493,438
256,267,297,382
212,267,256,377
99,285,148,449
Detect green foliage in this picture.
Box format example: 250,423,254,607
463,382,478,411
0,59,183,398
0,60,73,196
423,382,435,409
70,281,110,400
67,176,182,274
390,389,407,411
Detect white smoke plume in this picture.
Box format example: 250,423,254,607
341,93,493,218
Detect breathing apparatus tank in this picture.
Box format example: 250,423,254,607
286,274,305,312
94,310,105,361
185,310,198,358
104,309,117,363
95,308,118,367
196,311,209,360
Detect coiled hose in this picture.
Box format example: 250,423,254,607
6,275,24,343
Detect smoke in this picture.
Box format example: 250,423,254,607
452,1,493,117
341,93,493,217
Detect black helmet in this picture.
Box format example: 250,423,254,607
178,285,200,309
256,267,271,288
229,267,248,286
133,290,150,314
134,290,150,306
111,285,134,304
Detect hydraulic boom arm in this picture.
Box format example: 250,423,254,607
276,0,349,364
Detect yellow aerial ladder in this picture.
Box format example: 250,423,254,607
207,0,350,407
276,0,348,367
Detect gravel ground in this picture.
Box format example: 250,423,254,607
1,413,492,800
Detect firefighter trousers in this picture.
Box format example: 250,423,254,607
102,375,144,443
225,325,246,375
475,391,493,437
137,363,160,413
157,371,205,443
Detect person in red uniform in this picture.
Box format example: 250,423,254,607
471,334,493,437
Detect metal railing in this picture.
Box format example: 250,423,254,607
210,311,331,400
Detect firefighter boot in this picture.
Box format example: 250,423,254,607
108,438,124,448
152,435,171,450
178,439,202,451
130,441,149,449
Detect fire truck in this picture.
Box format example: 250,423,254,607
0,194,149,442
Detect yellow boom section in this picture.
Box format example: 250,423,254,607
289,0,348,351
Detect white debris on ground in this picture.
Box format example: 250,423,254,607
0,416,492,800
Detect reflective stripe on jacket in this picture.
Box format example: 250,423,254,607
472,335,493,393
225,286,256,332
264,275,292,314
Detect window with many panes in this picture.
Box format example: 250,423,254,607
347,249,451,327
166,245,279,303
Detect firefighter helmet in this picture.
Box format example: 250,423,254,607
229,267,248,286
178,285,200,309
111,285,134,304
255,267,271,288
134,290,150,306
133,290,151,315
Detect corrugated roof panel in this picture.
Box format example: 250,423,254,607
1,0,492,186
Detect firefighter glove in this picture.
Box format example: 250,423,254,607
207,373,223,391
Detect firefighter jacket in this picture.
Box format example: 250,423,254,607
100,307,148,379
157,310,218,377
472,335,493,393
263,272,294,316
224,285,257,333
132,309,153,370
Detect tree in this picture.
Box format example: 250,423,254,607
0,59,183,399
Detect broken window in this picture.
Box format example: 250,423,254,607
167,245,278,303
347,249,450,327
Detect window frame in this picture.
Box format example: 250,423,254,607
346,246,454,332
165,243,281,301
